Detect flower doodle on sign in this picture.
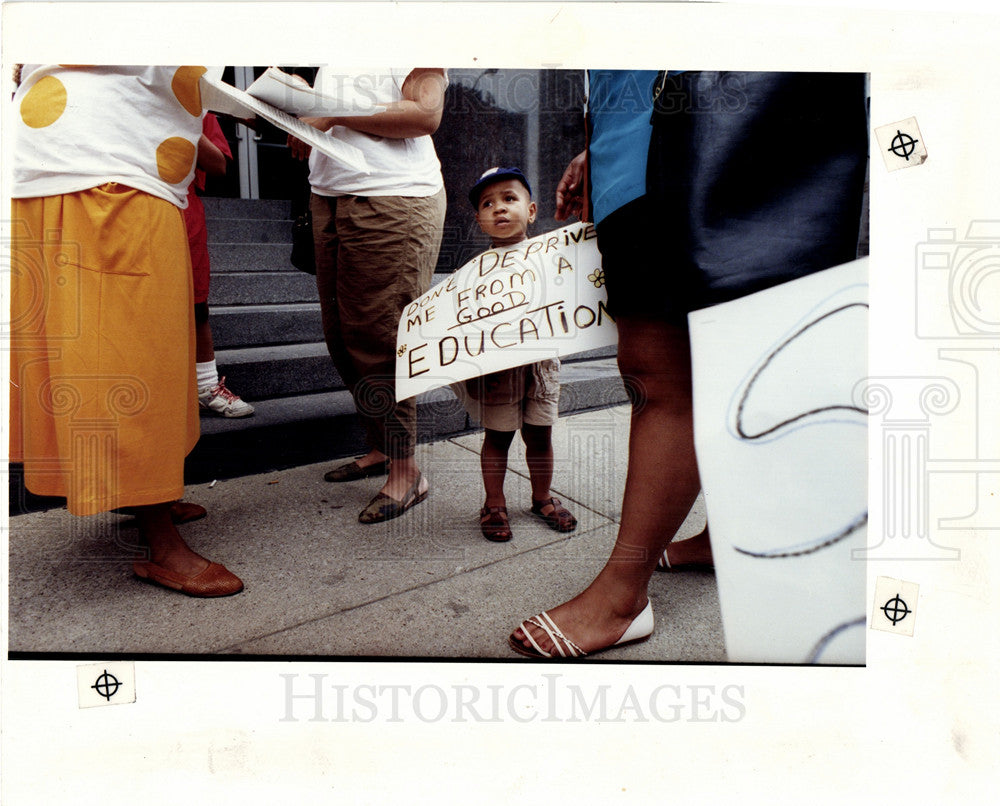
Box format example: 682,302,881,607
588,268,605,288
397,344,407,357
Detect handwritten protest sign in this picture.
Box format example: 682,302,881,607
395,221,616,400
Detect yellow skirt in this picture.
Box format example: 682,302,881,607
9,184,199,515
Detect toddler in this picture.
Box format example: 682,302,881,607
458,167,578,542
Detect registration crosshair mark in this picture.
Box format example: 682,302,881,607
888,130,919,161
880,594,911,625
91,670,121,701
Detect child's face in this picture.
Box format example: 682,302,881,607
475,179,537,247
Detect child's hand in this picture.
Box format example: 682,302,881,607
555,150,587,221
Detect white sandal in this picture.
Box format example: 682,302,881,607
508,600,655,659
657,547,672,571
656,541,715,573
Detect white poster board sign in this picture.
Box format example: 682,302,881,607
395,221,616,400
690,258,868,664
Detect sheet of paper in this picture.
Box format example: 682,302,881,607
689,258,869,663
395,221,616,400
200,74,369,174
246,66,383,117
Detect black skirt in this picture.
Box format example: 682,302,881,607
598,71,868,323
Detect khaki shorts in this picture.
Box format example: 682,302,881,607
453,359,561,432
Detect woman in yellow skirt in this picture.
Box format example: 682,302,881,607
10,65,242,596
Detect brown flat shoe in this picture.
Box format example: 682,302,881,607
530,497,577,533
480,505,512,542
133,559,244,597
324,458,390,482
358,473,428,523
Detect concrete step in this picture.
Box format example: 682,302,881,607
209,271,320,305
202,197,290,219
207,217,292,244
207,270,454,307
186,385,466,483
208,243,298,273
555,357,629,412
212,341,619,401
206,304,618,358
188,358,628,482
213,342,343,400
562,344,617,364
209,303,324,349
10,359,628,510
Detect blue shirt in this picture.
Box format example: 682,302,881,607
587,70,658,225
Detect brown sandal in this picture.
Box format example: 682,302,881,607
530,497,578,533
480,505,512,542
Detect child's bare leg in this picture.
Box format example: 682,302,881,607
482,428,515,506
511,317,701,654
523,422,576,530
480,428,516,541
521,423,553,501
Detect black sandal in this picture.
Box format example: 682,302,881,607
480,505,512,542
530,497,577,533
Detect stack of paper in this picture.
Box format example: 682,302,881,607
199,68,383,174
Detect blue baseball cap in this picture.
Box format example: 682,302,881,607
469,166,532,207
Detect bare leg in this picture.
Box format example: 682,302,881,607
195,317,215,364
355,448,389,470
511,317,701,654
521,423,554,502
523,423,576,530
482,428,516,507
378,455,427,501
133,502,211,577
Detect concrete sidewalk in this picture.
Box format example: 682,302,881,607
6,405,724,661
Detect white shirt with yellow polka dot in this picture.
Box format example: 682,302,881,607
13,65,207,208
